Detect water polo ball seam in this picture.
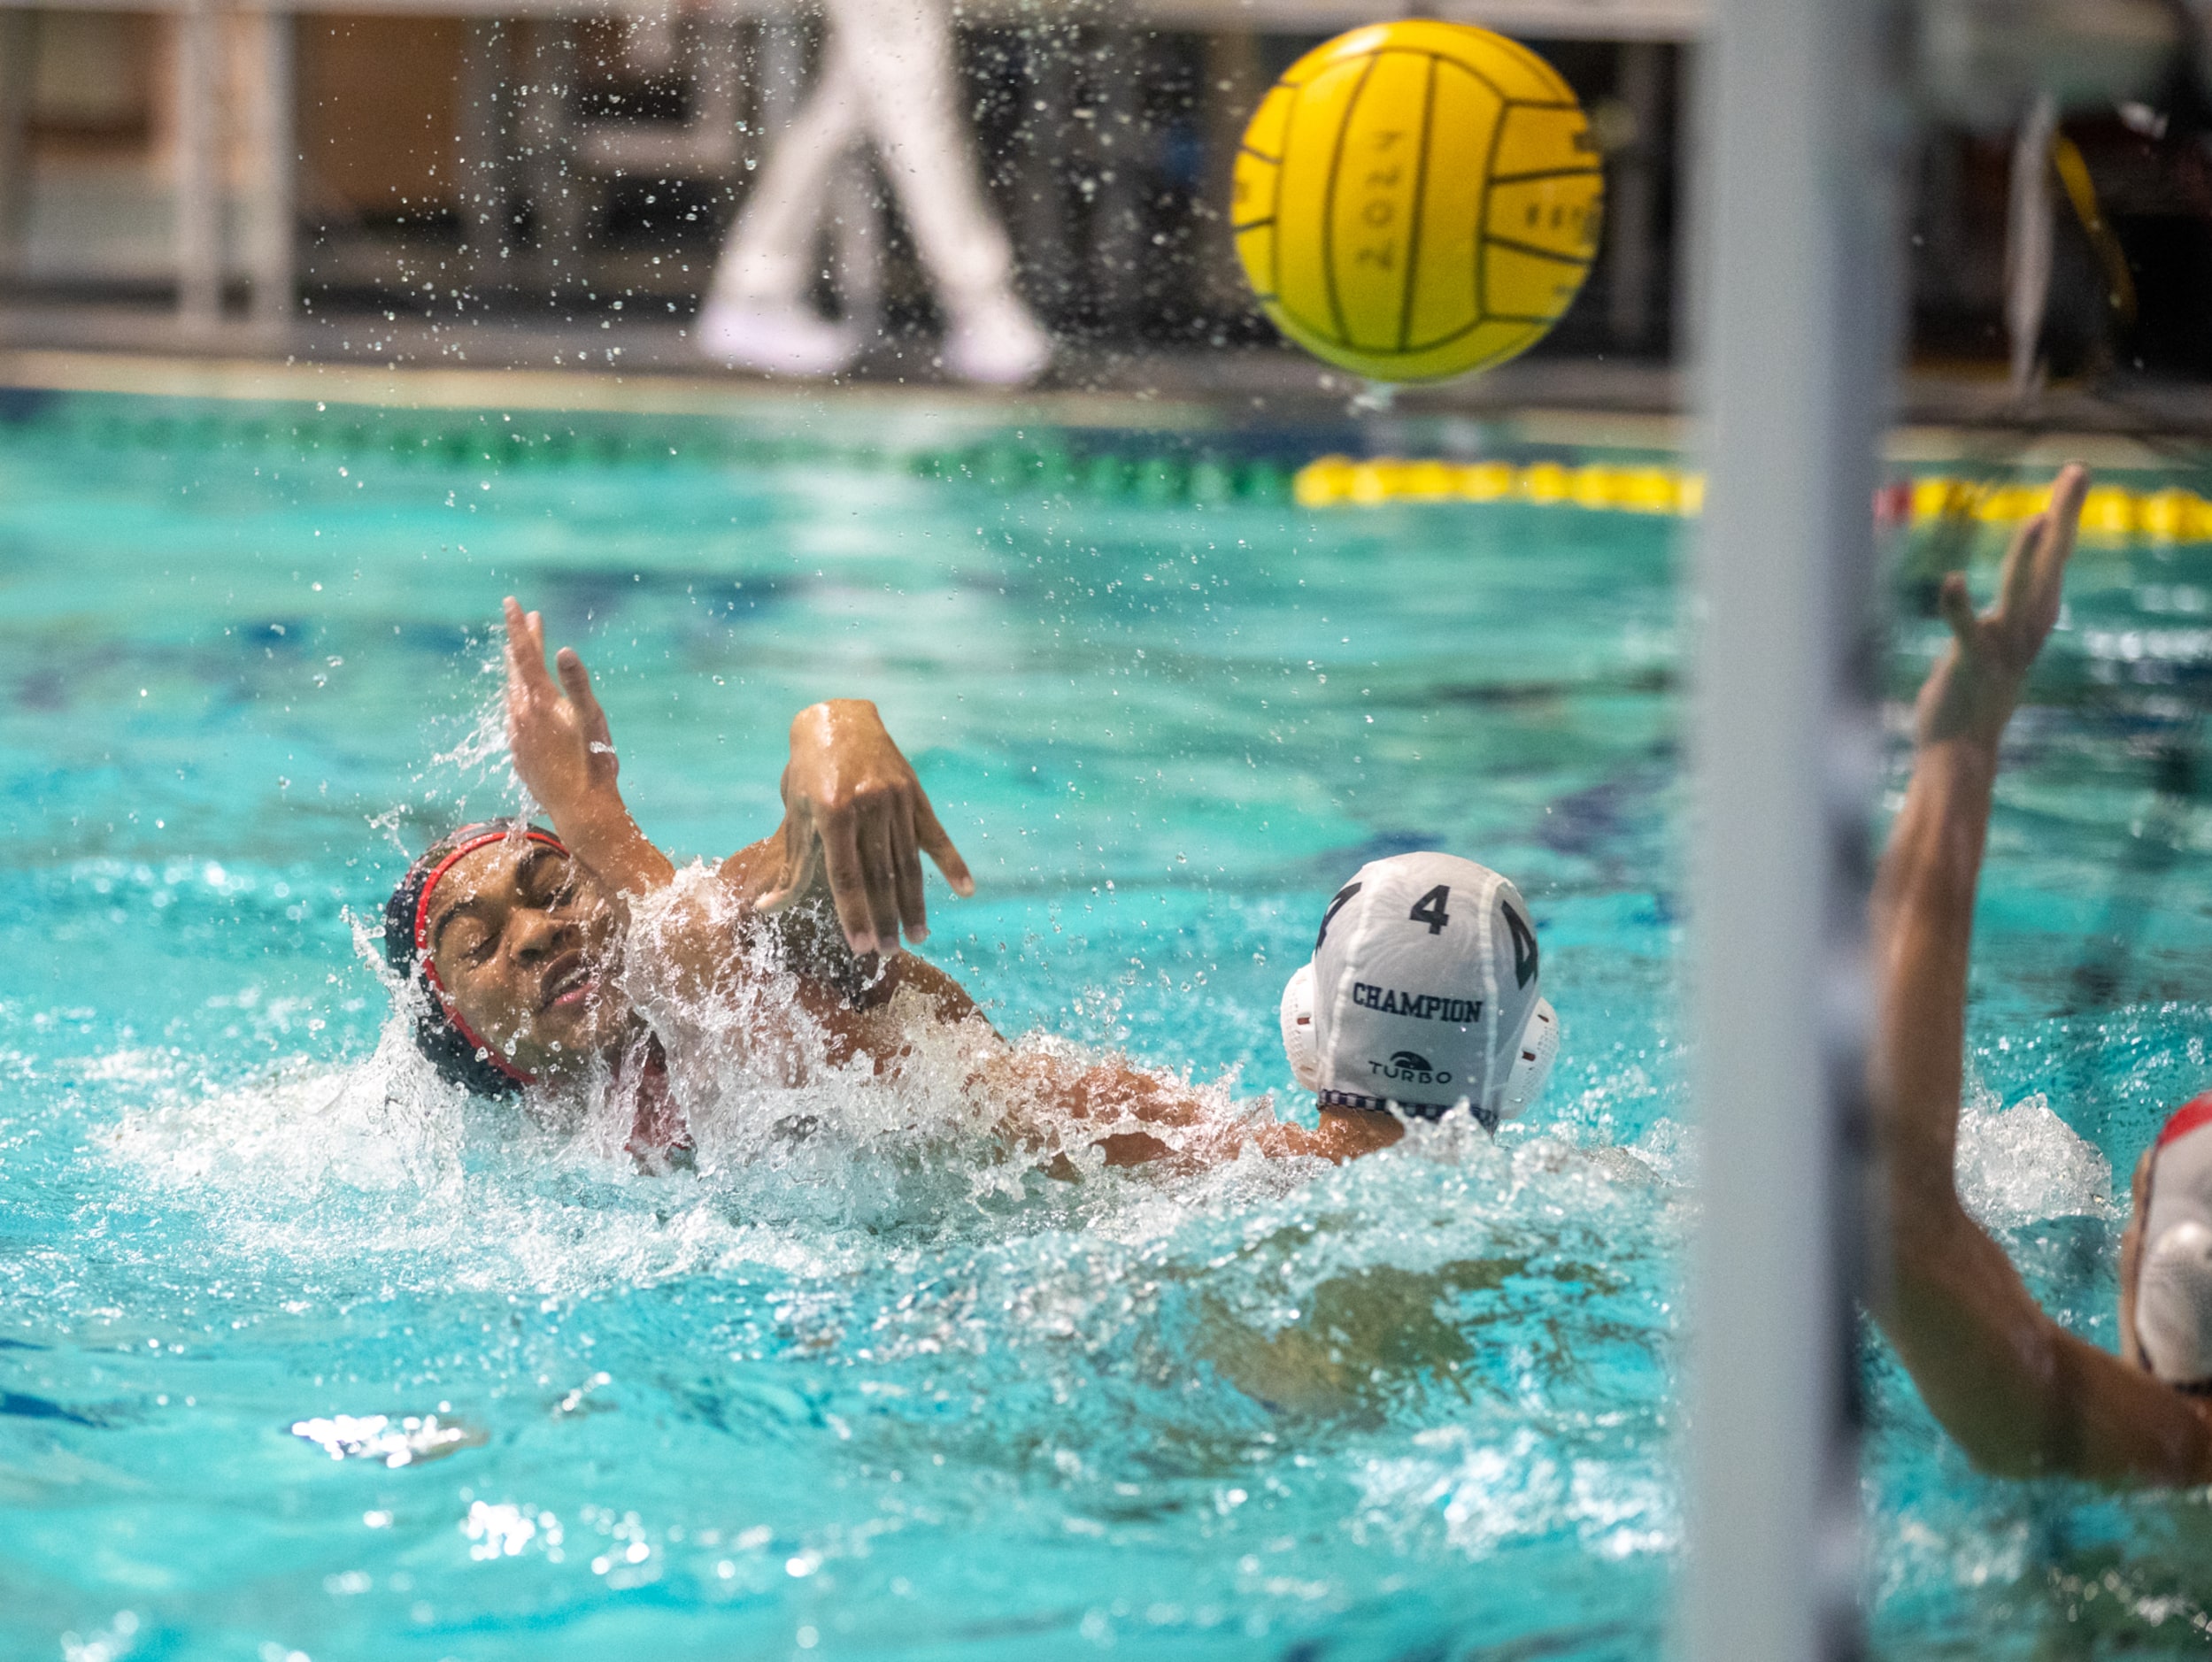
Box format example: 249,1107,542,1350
411,827,566,1087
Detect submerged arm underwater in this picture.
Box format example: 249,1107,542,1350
1869,465,2212,1485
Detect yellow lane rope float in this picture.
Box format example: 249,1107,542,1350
1292,456,2212,541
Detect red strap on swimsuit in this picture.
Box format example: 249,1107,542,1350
412,827,566,1087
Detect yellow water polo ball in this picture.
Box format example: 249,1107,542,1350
1231,21,1604,382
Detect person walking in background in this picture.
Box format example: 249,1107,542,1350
698,0,1052,384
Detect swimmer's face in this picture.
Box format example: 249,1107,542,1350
425,837,628,1082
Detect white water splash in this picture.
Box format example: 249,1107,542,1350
95,852,1687,1363
290,1412,481,1467
1354,1425,1676,1563
1954,1081,2112,1227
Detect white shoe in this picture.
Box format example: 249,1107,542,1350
941,292,1052,386
696,298,859,378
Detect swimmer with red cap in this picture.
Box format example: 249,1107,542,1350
383,597,1396,1170
1874,463,2212,1483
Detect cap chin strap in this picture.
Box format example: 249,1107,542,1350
1317,1088,1499,1134
412,827,566,1087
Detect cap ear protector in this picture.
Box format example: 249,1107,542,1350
2134,1093,2212,1389
1280,960,1321,1092
2139,1221,2212,1389
382,820,566,1097
1498,996,1560,1123
1279,956,1558,1126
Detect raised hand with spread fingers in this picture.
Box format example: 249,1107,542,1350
1914,462,2089,751
744,699,976,957
502,596,672,906
505,598,974,960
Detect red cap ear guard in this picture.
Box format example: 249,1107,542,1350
2157,1094,2212,1150
381,820,565,1096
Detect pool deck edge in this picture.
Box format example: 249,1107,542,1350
1,346,2202,473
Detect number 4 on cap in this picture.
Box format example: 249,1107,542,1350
1409,885,1451,935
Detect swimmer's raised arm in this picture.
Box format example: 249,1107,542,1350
1869,466,2212,1483
503,597,674,904
726,699,975,955
502,597,972,956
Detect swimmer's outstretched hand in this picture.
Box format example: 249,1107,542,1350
1916,462,2088,750
500,596,675,905
503,596,619,812
757,699,975,955
502,597,969,953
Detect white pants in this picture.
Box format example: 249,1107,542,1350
707,0,1018,311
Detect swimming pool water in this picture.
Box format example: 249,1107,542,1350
1,392,2209,1660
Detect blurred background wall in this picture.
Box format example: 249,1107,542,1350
0,2,2208,387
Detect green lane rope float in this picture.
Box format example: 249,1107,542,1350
4,393,2208,536
0,394,1298,508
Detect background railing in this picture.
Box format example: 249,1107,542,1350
0,1,1693,348
8,0,2201,404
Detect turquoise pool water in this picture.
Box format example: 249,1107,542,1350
1,393,2209,1660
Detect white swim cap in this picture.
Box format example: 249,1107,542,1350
2136,1094,2212,1388
1279,852,1551,1129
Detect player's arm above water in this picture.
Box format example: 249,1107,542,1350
500,596,672,904
1869,465,2212,1484
500,596,972,971
503,594,1399,1167
724,698,975,956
